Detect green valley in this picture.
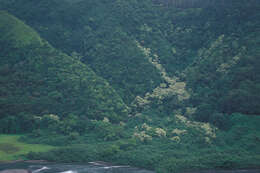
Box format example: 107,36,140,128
0,0,259,172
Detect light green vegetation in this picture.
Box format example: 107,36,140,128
0,11,42,48
0,135,55,161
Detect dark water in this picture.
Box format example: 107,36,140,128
1,162,259,173
0,162,155,173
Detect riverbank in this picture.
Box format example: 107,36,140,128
0,160,259,173
0,135,55,161
185,170,260,173
1,160,259,173
1,135,259,173
0,161,155,173
0,160,49,164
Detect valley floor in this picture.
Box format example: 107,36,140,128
0,135,55,161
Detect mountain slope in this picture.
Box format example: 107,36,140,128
0,0,165,104
1,0,259,127
0,11,128,133
0,1,260,172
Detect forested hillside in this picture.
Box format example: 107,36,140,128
0,0,259,172
0,11,128,132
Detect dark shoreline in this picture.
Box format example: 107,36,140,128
185,170,260,173
0,160,49,164
0,160,259,173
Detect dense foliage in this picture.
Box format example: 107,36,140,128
0,11,128,133
26,113,260,172
0,0,259,172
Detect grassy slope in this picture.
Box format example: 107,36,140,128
0,135,55,161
